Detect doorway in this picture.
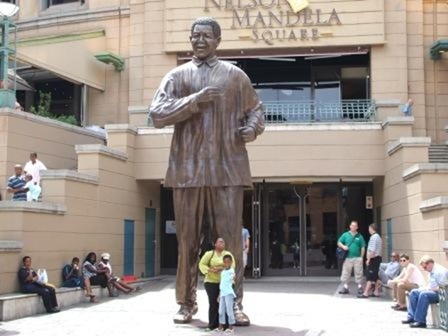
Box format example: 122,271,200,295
249,182,373,277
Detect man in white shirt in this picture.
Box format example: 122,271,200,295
23,153,47,186
402,255,448,328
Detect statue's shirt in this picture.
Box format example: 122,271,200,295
149,56,264,188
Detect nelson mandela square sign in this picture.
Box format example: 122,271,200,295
203,0,342,45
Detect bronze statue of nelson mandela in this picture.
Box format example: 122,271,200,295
148,17,264,326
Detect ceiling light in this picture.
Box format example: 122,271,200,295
258,57,296,62
0,3,19,18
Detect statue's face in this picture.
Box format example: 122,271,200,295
190,24,220,60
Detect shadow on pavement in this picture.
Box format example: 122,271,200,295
0,329,19,336
185,318,325,336
242,282,337,296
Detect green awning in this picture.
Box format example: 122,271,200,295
430,39,448,60
94,52,125,71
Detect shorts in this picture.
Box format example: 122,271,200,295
89,274,108,288
366,256,382,282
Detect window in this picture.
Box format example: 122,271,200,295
225,53,370,122
1,0,16,4
46,0,84,7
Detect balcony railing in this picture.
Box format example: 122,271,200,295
147,99,376,127
263,99,376,124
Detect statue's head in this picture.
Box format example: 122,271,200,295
190,17,221,60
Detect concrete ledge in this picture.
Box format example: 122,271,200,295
420,196,448,213
105,124,137,135
75,144,128,161
403,163,448,181
376,99,401,107
41,170,99,185
137,123,383,135
0,286,108,321
0,240,23,252
0,278,161,321
18,6,130,32
128,105,147,114
382,116,415,128
0,201,66,215
387,137,431,156
0,108,106,140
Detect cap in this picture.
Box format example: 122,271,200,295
14,164,22,168
101,253,110,260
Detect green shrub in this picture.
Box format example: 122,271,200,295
30,91,79,126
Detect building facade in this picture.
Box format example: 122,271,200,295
0,0,447,292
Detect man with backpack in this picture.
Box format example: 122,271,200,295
337,221,366,295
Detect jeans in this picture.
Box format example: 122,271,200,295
22,283,58,312
407,288,439,324
204,282,220,329
219,294,235,325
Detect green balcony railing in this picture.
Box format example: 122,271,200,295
263,99,376,124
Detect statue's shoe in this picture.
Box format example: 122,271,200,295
191,303,198,316
173,306,193,324
234,309,250,326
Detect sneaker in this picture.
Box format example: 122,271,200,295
224,329,234,334
338,287,349,294
357,287,363,295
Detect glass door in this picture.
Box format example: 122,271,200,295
262,184,303,276
252,182,374,277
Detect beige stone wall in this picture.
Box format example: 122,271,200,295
164,0,385,52
423,1,448,144
380,118,448,267
0,109,104,201
0,124,160,294
134,124,385,180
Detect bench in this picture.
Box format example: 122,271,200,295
404,287,447,331
0,278,154,321
429,303,441,329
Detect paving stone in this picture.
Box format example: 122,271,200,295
0,278,445,336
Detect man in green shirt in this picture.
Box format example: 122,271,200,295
337,221,366,294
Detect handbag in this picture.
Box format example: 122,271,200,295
336,234,358,261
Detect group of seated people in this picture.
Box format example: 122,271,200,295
380,252,448,329
18,252,141,314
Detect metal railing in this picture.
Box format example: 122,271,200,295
263,99,376,123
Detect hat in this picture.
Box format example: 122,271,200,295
14,164,22,168
101,253,110,260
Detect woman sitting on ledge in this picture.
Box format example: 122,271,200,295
17,256,60,314
98,252,141,294
82,252,116,302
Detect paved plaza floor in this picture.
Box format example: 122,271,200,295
0,276,446,336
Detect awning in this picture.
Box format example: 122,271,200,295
16,30,107,91
430,39,448,60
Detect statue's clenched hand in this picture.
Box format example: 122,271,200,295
239,126,256,142
196,86,221,104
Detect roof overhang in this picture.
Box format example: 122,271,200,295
430,39,448,60
16,30,107,91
